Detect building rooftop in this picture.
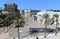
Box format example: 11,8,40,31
5,3,16,5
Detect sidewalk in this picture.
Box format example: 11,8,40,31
0,26,13,39
0,32,13,39
0,27,5,34
44,35,60,39
0,32,10,39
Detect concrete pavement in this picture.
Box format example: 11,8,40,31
44,35,60,39
0,24,14,39
8,20,60,39
0,32,13,39
0,27,5,34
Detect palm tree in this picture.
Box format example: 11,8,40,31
13,12,23,39
0,14,7,22
5,12,22,39
3,15,16,32
53,13,59,35
0,14,10,32
42,13,49,37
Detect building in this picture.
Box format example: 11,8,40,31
30,10,40,16
33,10,60,24
4,3,19,13
20,9,41,21
20,10,25,15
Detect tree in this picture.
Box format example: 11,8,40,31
53,13,59,35
42,13,49,37
13,12,23,39
6,12,22,26
0,14,7,22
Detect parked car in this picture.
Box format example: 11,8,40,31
0,20,12,27
0,22,4,27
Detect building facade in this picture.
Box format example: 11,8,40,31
33,10,60,24
4,3,19,13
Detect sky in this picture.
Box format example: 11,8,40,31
0,0,60,10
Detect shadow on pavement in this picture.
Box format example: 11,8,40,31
29,28,56,34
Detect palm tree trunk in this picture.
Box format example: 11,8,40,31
55,24,58,35
55,18,58,35
18,27,20,39
17,18,20,39
44,19,47,37
44,24,47,38
44,19,47,38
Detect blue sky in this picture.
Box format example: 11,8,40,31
0,0,60,10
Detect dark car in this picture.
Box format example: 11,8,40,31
0,21,12,27
0,22,4,27
3,21,12,27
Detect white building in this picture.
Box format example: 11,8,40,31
2,11,8,14
33,10,60,24
24,9,31,18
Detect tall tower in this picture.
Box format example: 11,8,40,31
4,3,18,13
